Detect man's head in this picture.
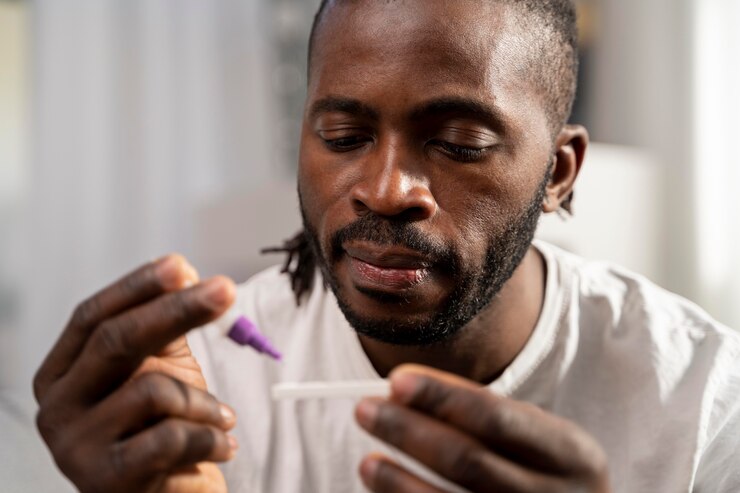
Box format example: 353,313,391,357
292,0,587,345
308,0,580,138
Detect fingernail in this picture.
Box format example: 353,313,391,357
201,278,232,309
356,399,379,429
155,256,181,288
227,434,239,451
219,403,236,424
156,254,199,290
180,264,199,289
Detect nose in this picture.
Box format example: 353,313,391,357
349,139,437,221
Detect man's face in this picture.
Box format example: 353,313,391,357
298,0,554,345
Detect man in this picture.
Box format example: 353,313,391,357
33,0,740,492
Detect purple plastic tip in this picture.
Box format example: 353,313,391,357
227,316,282,361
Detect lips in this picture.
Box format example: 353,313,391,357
344,242,432,291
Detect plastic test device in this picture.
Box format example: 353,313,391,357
215,308,282,360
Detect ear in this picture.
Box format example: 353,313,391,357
543,124,589,214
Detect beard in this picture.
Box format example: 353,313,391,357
299,167,550,347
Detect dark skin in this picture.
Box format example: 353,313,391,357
301,1,582,382
34,256,238,492
35,1,606,492
302,1,605,491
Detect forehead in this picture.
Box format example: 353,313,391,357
311,0,529,93
307,0,548,138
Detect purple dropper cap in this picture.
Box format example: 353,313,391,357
227,315,282,360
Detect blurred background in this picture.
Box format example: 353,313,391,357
1,0,738,490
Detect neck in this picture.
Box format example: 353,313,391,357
358,246,546,384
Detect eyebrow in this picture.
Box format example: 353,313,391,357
308,95,506,130
309,97,380,122
409,97,506,130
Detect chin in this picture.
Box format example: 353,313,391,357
331,271,472,347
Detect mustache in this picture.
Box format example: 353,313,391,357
329,214,458,269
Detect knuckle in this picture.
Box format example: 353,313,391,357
169,378,193,414
32,371,47,403
109,441,129,478
163,292,192,324
137,373,181,415
71,297,102,329
481,397,516,434
190,425,218,460
35,407,55,442
201,392,222,422
51,432,80,475
159,421,195,470
446,445,490,484
158,420,189,455
95,319,138,360
120,268,146,298
374,405,405,442
416,378,455,415
140,420,189,472
54,443,74,473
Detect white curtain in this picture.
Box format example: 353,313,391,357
13,0,283,394
589,0,740,330
692,0,740,329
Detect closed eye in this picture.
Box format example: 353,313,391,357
323,135,371,151
431,140,490,163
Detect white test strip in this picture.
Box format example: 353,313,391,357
272,380,391,400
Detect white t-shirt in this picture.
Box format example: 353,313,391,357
189,241,740,493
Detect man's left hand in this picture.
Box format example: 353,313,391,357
355,364,612,493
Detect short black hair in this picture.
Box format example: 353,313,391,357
307,0,579,136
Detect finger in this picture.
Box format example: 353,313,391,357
86,372,236,441
388,365,604,475
34,254,199,402
108,418,236,482
58,276,235,402
356,398,545,492
359,453,450,493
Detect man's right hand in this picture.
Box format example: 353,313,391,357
33,254,238,493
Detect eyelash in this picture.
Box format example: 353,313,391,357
432,140,487,163
323,136,370,152
322,136,489,163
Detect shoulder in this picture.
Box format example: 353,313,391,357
536,240,738,342
537,241,740,458
694,350,740,490
536,241,740,481
535,240,740,393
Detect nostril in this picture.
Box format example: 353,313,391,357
400,206,434,222
352,198,371,216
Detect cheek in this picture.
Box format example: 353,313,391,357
298,136,361,245
433,167,531,253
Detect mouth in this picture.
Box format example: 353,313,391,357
343,242,433,292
